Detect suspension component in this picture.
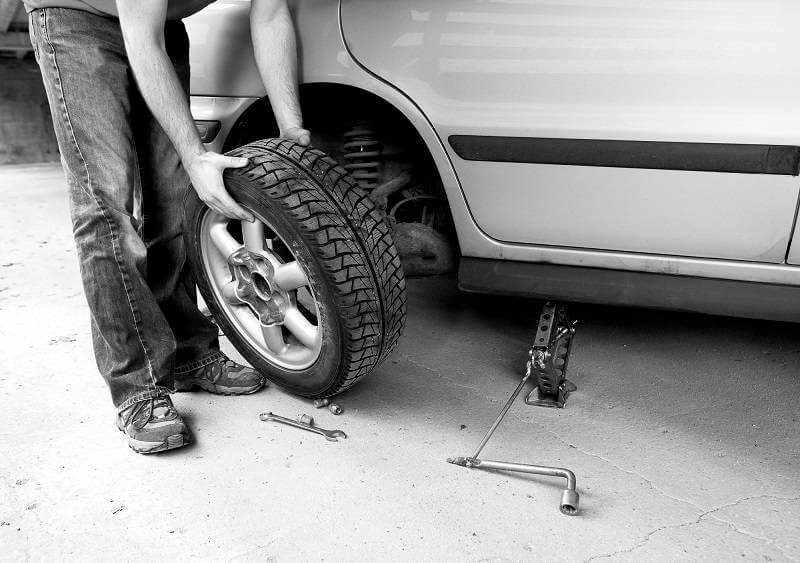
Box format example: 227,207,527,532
342,124,381,190
370,171,411,212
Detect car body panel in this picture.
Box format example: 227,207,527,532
186,1,800,298
186,0,475,259
444,161,796,262
785,218,800,265
187,1,262,97
339,0,800,262
459,258,800,323
190,95,257,153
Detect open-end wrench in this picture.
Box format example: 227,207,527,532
259,412,347,442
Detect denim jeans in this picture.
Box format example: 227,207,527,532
28,8,222,411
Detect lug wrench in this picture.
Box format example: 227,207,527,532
259,412,347,442
447,364,580,515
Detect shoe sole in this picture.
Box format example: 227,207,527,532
124,432,190,454
174,378,264,396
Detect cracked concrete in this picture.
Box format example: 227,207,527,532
588,496,800,562
1,163,800,561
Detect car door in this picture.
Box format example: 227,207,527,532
340,0,800,263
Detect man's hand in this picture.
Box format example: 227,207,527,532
281,126,311,146
185,152,255,222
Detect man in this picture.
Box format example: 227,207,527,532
25,0,310,453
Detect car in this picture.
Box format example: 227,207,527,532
183,1,800,395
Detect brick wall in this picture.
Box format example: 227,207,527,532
0,55,60,165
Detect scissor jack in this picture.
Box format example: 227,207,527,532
447,302,580,515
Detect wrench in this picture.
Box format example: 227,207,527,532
259,412,347,442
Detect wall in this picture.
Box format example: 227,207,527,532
0,55,59,165
1,1,59,165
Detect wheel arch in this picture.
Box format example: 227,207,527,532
220,81,474,254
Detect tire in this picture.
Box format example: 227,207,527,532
184,139,407,397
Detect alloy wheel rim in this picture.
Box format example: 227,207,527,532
199,209,323,370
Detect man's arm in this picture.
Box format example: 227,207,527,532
116,0,254,222
250,0,310,146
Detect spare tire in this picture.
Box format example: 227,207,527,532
184,139,407,398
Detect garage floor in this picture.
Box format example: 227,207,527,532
1,164,799,562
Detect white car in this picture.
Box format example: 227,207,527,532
183,1,800,395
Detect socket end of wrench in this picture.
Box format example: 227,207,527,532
559,489,580,516
446,456,479,468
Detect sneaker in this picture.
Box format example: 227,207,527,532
116,396,190,454
174,356,265,395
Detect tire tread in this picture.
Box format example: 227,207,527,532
203,139,406,396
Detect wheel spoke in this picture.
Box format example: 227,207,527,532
283,307,319,349
209,221,242,258
221,281,242,305
273,261,308,291
242,220,265,252
261,325,285,354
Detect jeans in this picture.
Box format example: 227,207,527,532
28,8,222,411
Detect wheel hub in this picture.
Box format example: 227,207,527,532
228,247,290,326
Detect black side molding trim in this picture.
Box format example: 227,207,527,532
448,136,800,176
459,258,800,323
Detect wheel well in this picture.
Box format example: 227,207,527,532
223,83,458,255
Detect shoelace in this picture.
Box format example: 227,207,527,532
122,397,175,430
205,358,241,381
221,359,240,370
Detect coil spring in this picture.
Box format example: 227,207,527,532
342,125,380,190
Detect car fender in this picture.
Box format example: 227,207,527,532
187,0,490,257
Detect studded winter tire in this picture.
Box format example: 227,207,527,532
184,139,407,397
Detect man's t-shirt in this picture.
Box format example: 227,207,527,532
22,0,215,20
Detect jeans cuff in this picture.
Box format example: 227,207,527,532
174,350,227,376
116,387,173,413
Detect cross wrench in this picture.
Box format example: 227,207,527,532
259,412,347,442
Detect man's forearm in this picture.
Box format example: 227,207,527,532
250,0,303,133
115,0,255,222
123,34,204,165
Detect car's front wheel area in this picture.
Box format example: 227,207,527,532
184,139,407,397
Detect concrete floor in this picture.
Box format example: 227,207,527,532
1,163,799,562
